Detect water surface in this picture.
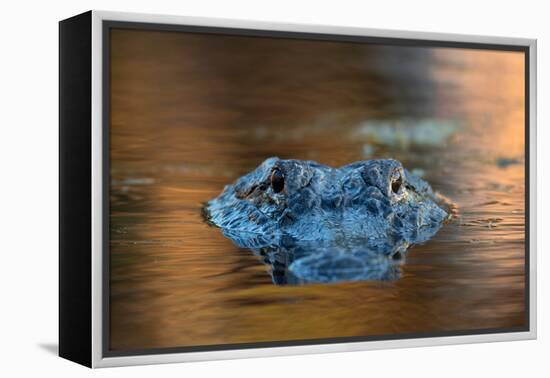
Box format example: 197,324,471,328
109,30,526,351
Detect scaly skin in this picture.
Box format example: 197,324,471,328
205,157,448,284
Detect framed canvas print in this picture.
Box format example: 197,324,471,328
59,10,537,368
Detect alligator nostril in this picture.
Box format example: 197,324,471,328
391,176,402,194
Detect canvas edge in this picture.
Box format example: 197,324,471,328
89,9,537,368
58,10,93,368
528,39,537,341
91,9,103,369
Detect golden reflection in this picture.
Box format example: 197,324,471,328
109,29,525,351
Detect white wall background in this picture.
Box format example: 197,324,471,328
0,0,546,376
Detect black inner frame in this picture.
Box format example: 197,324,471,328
102,20,531,358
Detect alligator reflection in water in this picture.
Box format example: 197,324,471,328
205,157,449,285
220,232,409,285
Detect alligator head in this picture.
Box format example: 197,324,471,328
204,157,449,285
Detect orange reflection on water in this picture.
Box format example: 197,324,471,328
109,29,526,351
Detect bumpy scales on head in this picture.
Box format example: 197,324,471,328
204,157,448,284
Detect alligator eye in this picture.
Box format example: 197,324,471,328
391,175,402,194
271,169,285,193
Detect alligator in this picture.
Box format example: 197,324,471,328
204,157,449,285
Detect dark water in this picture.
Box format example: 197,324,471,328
109,30,526,351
